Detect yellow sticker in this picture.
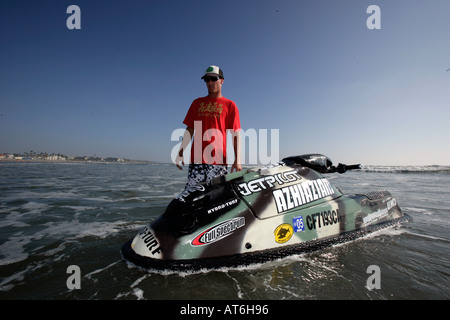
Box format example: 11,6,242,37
274,223,293,244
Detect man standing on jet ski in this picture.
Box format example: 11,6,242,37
175,65,242,188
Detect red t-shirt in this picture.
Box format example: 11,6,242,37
183,96,241,165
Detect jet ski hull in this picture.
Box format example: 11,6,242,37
122,214,410,271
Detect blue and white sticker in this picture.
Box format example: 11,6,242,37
292,215,305,232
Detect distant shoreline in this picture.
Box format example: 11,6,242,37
0,158,157,165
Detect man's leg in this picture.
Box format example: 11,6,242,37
205,165,227,184
185,164,206,188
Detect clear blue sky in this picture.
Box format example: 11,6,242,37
1,0,449,165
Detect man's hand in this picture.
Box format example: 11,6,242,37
175,149,184,170
231,130,241,173
175,127,194,170
231,161,242,173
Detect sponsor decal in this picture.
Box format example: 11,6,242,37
387,198,397,210
274,223,293,244
292,215,305,232
236,169,302,196
191,217,245,246
272,178,335,213
139,227,162,255
207,199,239,214
306,209,341,230
363,198,396,225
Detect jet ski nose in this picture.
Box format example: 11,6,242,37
131,226,163,259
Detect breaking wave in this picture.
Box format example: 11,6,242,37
360,165,450,174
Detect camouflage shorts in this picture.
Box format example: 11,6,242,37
185,164,227,188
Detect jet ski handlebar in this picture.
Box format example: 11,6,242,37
328,163,362,174
281,154,362,174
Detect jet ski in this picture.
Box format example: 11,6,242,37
122,154,412,271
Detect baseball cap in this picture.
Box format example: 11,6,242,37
201,65,224,79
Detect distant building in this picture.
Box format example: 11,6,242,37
46,155,66,161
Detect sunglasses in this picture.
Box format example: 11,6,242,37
203,76,220,83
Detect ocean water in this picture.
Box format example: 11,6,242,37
0,162,449,300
